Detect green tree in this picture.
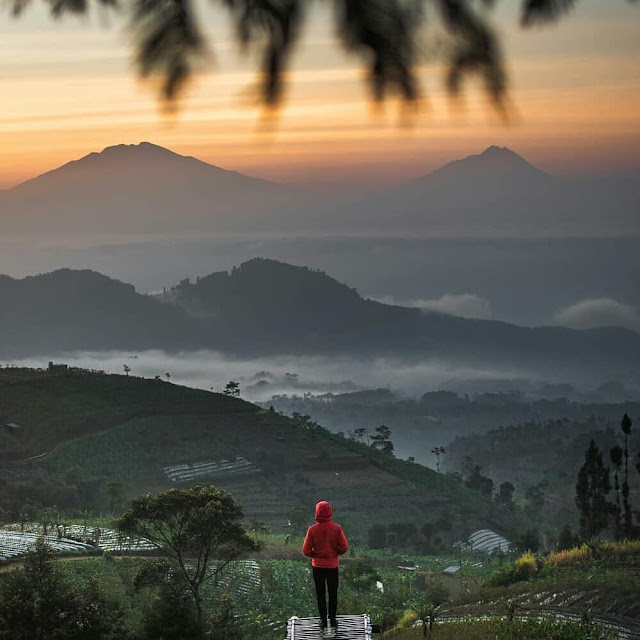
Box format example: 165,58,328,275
341,560,380,596
610,445,623,540
0,539,125,640
556,524,579,551
134,561,201,640
352,427,368,444
370,424,394,455
223,381,240,397
620,413,633,537
72,574,130,640
0,539,75,639
248,517,268,542
514,529,540,553
496,481,515,511
117,485,256,632
524,480,548,518
368,524,387,549
465,464,494,497
106,479,127,514
409,596,441,640
575,440,613,540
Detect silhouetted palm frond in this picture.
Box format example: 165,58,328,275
225,0,303,105
7,0,636,107
131,0,205,101
521,0,576,26
437,0,505,104
335,0,424,102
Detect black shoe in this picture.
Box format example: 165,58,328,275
319,618,327,630
330,619,338,631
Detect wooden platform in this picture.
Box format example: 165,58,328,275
285,615,372,640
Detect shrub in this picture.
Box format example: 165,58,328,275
488,551,538,587
514,551,538,579
601,539,640,559
547,544,592,568
396,610,418,629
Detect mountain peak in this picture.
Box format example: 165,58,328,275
480,145,518,157
97,141,176,157
421,145,550,184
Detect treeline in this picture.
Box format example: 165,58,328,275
266,391,640,464
445,414,640,547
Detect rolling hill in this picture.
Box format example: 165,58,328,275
157,258,640,375
1,260,639,381
0,369,508,539
0,268,202,355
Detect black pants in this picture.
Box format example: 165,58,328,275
313,567,339,622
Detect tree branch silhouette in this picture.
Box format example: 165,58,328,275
7,0,637,108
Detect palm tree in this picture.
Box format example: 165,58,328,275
431,446,446,473
10,0,632,107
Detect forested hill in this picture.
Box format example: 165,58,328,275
159,258,640,373
0,269,203,355
1,261,639,381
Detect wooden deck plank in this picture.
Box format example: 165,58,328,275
285,615,372,640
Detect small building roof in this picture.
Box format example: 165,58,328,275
466,529,510,553
443,565,460,575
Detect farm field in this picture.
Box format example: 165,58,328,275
3,536,638,639
0,368,513,540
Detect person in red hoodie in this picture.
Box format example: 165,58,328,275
302,501,349,632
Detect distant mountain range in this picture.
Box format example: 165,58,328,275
0,142,296,237
1,259,638,381
0,143,637,237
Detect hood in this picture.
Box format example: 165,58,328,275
315,501,333,523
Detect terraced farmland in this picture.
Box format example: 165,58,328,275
0,529,93,559
1,524,155,556
164,456,259,483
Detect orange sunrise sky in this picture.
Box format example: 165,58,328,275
0,0,639,188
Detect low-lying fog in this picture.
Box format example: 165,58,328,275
8,350,638,403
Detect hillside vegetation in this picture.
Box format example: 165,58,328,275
266,389,640,465
0,368,509,540
1,260,639,379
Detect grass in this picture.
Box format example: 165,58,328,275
454,541,640,619
384,619,616,640
0,370,256,460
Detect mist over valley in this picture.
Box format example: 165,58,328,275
2,142,640,640
3,4,640,636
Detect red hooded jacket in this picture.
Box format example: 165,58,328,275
302,501,349,569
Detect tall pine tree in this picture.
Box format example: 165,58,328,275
575,440,613,540
610,445,623,540
621,414,633,538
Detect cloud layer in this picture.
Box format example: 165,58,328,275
375,293,492,320
555,298,640,332
7,349,524,400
